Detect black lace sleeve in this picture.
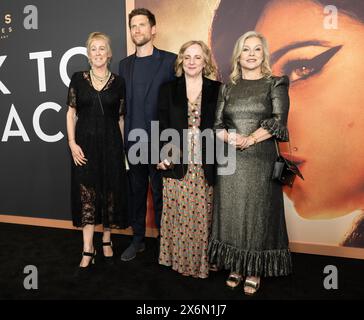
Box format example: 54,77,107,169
119,98,126,116
66,73,78,108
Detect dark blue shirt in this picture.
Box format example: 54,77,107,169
131,54,155,132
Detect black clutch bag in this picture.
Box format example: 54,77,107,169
272,140,304,187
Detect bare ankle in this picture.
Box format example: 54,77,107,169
83,245,94,253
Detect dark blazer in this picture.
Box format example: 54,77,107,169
118,47,176,149
158,76,221,186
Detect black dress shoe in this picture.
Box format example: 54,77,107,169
73,250,96,278
102,241,115,265
120,242,145,261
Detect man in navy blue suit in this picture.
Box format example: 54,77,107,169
119,8,176,261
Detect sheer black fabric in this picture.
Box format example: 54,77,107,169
67,71,128,228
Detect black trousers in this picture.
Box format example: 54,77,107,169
127,162,163,243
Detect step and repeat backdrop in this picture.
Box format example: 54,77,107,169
135,0,364,257
1,0,364,258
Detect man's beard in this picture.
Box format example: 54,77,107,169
132,35,151,47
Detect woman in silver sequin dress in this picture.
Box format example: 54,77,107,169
208,31,292,295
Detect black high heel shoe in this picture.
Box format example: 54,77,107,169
102,241,114,265
82,250,97,265
73,250,96,278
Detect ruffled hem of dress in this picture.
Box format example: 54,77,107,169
260,118,289,142
208,239,292,277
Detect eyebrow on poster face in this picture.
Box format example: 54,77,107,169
270,40,331,64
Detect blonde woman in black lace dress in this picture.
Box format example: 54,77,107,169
66,32,128,273
209,31,292,295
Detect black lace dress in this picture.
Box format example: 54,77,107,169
67,71,128,228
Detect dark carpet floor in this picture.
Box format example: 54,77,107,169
0,222,363,301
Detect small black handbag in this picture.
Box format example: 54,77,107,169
272,140,304,187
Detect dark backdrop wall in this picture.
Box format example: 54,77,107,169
0,0,126,220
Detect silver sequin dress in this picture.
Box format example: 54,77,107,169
208,76,292,277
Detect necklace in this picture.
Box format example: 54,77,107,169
188,91,201,127
90,69,110,84
187,90,202,107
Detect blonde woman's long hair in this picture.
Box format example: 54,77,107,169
229,31,272,84
175,40,217,79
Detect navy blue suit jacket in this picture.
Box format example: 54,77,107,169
118,47,176,149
